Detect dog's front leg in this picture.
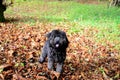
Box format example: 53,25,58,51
39,48,47,63
56,62,63,73
48,58,54,70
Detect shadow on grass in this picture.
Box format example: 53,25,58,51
3,16,64,23
4,17,37,23
4,18,20,23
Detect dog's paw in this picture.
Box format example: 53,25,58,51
39,58,44,63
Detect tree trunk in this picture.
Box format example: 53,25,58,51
0,10,5,22
0,0,6,22
109,0,120,7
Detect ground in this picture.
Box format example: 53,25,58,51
0,0,120,80
0,23,119,80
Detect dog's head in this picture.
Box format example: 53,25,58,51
46,30,69,49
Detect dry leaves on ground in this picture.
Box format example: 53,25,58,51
0,23,120,80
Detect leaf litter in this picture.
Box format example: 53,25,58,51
0,23,120,80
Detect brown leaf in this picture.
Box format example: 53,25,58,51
51,71,60,79
0,64,12,69
12,74,26,80
8,50,14,57
80,72,86,79
0,74,4,80
35,75,48,80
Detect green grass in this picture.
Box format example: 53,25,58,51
5,0,120,51
5,0,120,25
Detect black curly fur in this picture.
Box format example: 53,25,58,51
39,30,69,73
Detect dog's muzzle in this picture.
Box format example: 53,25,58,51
54,37,60,48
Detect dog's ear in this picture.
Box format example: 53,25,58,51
62,32,69,48
65,37,69,48
46,32,51,38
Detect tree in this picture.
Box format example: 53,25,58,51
109,0,120,7
0,0,6,22
0,0,13,22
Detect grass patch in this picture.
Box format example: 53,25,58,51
5,0,120,24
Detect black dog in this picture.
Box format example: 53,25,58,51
39,30,69,73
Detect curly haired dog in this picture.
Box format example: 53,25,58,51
39,30,69,73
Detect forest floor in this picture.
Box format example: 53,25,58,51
0,23,120,80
